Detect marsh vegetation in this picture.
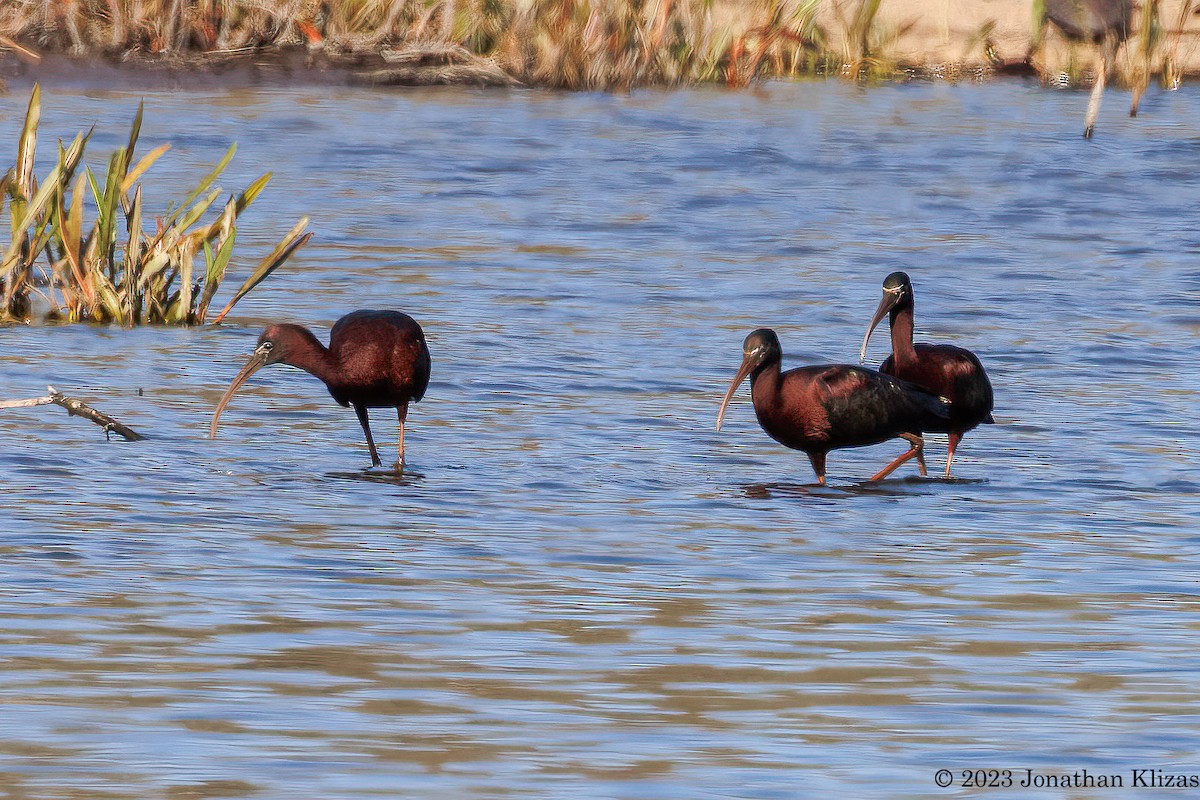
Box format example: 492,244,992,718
2,0,1195,91
0,85,310,325
0,0,973,87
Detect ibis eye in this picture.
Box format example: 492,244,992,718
262,341,274,350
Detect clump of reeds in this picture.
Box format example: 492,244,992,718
0,85,311,325
835,0,902,80
0,0,900,88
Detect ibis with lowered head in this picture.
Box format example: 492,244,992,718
210,310,431,469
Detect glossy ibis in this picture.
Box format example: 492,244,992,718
860,272,994,479
716,328,951,485
209,310,431,468
1037,0,1135,137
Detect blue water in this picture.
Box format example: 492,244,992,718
0,78,1198,798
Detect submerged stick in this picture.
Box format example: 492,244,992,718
0,385,144,441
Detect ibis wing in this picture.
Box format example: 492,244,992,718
813,365,869,399
815,366,950,440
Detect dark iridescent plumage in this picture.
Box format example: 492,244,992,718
210,310,431,468
861,272,993,478
718,328,950,485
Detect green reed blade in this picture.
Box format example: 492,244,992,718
16,84,40,198
124,184,145,316
95,148,127,274
211,218,311,323
234,173,272,215
198,227,237,321
96,278,124,323
174,187,222,234
64,173,87,267
138,252,172,286
1,163,62,277
85,165,103,215
120,143,171,195
173,247,194,324
197,200,238,322
164,143,235,229
124,100,144,174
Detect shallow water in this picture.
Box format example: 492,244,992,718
0,77,1198,798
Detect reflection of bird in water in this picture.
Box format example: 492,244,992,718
860,272,994,479
210,310,431,470
716,328,951,485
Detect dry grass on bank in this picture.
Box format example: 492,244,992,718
1,1,1196,89
0,0,903,88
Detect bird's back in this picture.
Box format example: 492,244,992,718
328,310,430,406
756,364,949,452
880,343,993,430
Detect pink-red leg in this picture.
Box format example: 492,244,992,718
808,452,827,486
945,431,963,479
396,403,409,470
869,434,925,483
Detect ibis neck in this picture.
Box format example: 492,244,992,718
282,334,341,386
889,304,918,367
749,355,783,410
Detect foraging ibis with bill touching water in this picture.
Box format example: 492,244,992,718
210,310,431,469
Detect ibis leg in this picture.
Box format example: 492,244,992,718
354,403,382,467
869,434,924,482
945,431,963,479
1083,38,1117,138
808,452,826,486
396,403,408,469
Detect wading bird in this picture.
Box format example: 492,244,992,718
860,272,994,479
716,328,951,485
210,310,431,469
1039,0,1135,137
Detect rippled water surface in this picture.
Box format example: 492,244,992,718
1,77,1198,798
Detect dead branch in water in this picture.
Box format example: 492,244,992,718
0,386,144,441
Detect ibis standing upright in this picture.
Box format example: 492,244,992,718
1039,0,1135,137
717,328,951,485
210,310,431,469
860,272,994,479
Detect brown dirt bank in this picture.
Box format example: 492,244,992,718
0,46,520,92
1,0,1199,90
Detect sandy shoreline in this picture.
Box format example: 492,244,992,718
858,0,1200,74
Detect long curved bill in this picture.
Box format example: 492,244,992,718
716,354,757,431
209,350,270,439
859,291,900,363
